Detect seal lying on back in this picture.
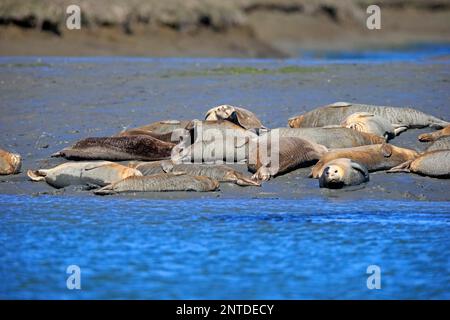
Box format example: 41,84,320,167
52,135,175,161
319,158,369,189
387,150,450,178
0,148,21,175
205,105,265,130
418,125,450,142
425,136,450,152
311,143,418,178
94,173,220,195
341,112,407,140
249,136,328,181
27,161,142,188
275,127,385,148
130,161,260,186
288,102,449,129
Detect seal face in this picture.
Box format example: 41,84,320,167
0,148,22,175
52,135,175,161
311,143,418,178
318,158,369,189
205,105,265,130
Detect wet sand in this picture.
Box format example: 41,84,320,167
0,57,449,201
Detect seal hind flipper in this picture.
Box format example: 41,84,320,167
27,169,46,182
386,160,413,173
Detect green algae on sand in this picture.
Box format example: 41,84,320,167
161,66,326,77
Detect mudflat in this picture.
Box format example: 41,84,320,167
0,57,449,201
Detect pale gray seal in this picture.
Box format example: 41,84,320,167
130,161,260,186
27,161,142,188
387,150,450,178
425,136,450,152
288,102,449,129
94,173,220,195
341,112,407,140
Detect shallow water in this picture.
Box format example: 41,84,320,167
1,195,449,299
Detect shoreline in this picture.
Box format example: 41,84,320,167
0,57,449,202
1,0,450,57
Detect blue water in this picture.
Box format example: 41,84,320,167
302,43,450,63
1,195,449,299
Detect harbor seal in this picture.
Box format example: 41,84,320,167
288,102,449,129
249,135,328,181
129,120,191,135
341,112,407,140
94,173,220,195
130,161,260,186
318,158,369,189
418,125,450,142
27,161,142,188
425,136,450,152
387,150,450,178
311,143,418,178
171,121,258,164
52,135,175,161
205,105,265,129
116,120,191,143
0,148,21,175
275,127,385,148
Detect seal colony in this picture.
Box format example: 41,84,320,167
1,102,447,193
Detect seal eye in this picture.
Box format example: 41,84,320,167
334,170,338,173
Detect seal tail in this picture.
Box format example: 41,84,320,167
236,176,261,187
418,132,436,142
93,185,115,195
27,169,46,182
51,151,63,157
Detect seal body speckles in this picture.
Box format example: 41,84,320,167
94,173,220,195
388,150,450,178
288,102,449,129
276,127,385,148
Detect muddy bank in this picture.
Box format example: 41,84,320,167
1,0,450,57
0,57,449,201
